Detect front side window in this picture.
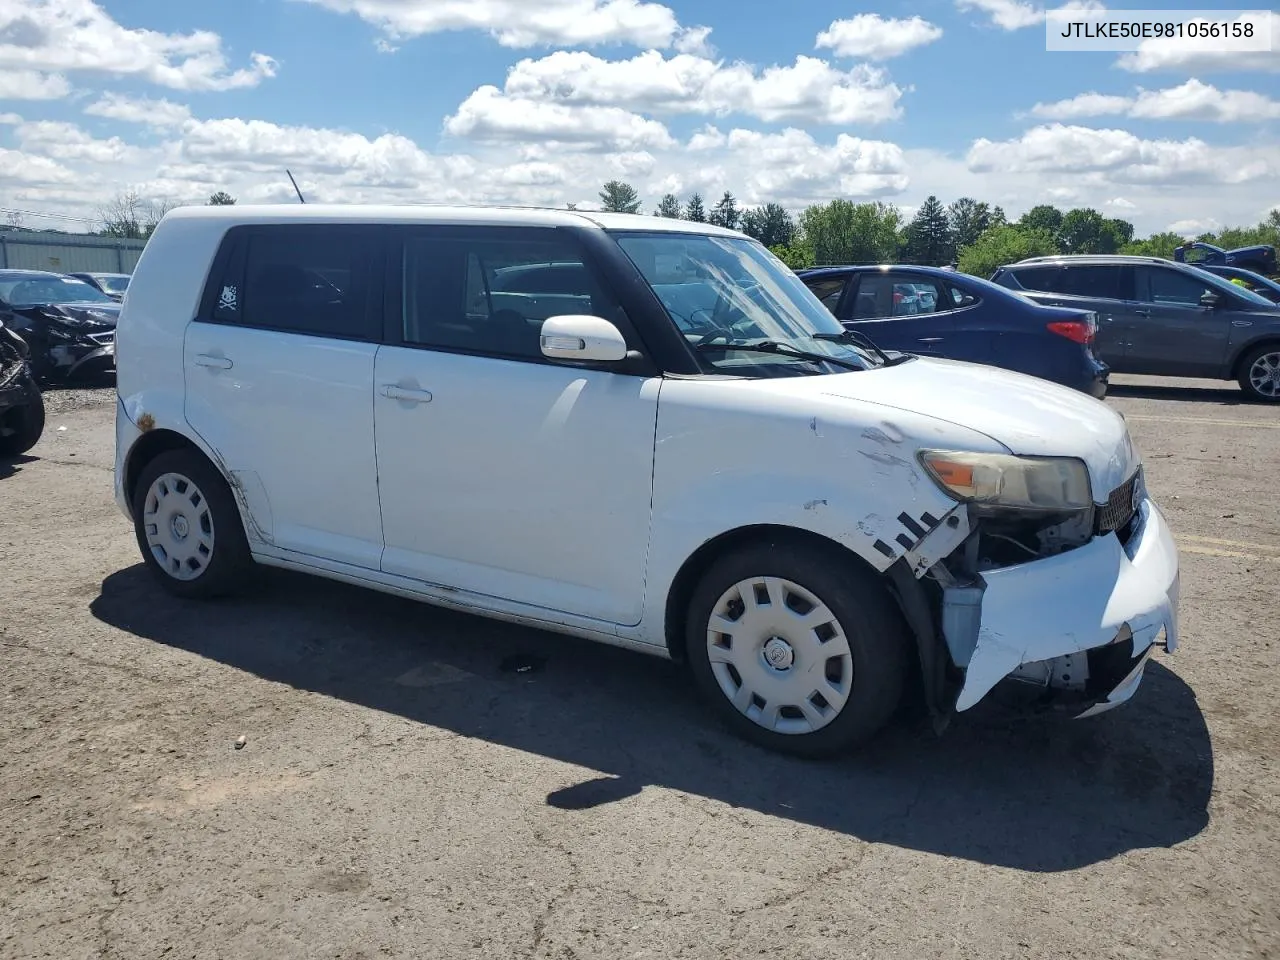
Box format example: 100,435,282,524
1139,266,1213,307
802,277,848,315
206,226,376,339
402,233,626,360
614,232,877,377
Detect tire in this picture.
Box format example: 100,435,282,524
131,448,254,599
685,541,909,758
1237,343,1280,403
0,375,45,458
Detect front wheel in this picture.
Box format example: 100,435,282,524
131,448,254,599
1238,343,1280,403
0,374,45,458
685,542,909,758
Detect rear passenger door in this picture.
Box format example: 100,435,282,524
1127,265,1233,376
1013,264,1134,364
184,224,385,569
372,226,660,626
843,271,992,362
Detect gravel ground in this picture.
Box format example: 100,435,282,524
1,376,1278,960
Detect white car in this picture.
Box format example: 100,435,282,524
112,204,1181,757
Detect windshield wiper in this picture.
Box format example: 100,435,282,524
694,339,867,372
809,329,902,366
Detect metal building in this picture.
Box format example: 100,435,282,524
0,230,147,274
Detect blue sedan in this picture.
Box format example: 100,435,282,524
795,265,1109,397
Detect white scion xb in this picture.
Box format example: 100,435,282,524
112,205,1181,757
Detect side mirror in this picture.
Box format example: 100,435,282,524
1199,291,1222,308
540,315,628,363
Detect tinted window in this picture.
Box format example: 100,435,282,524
1138,267,1212,307
850,274,945,319
1008,266,1060,292
950,285,980,308
1055,265,1124,300
208,226,376,339
802,277,847,314
402,233,625,360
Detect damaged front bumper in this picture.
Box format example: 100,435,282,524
941,495,1179,719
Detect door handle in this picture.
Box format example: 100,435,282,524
1133,309,1151,317
381,384,433,404
917,337,944,343
1232,320,1253,327
193,354,233,369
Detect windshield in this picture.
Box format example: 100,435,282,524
613,232,877,376
1190,267,1277,308
99,275,130,294
0,275,117,307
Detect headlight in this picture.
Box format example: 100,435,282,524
918,450,1092,513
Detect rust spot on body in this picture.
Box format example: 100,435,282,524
136,413,155,432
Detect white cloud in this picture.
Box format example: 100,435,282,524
0,0,277,91
84,93,193,128
10,119,136,163
687,124,726,151
968,123,1276,185
0,147,77,184
0,68,69,99
954,0,1041,31
1106,196,1137,210
724,128,909,204
1167,217,1220,235
1030,80,1280,123
815,14,943,60
499,50,905,124
1117,12,1279,73
443,85,675,150
295,0,710,51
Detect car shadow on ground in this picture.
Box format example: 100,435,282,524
1107,382,1247,404
91,563,1213,873
0,453,37,480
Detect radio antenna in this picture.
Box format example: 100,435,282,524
286,169,306,203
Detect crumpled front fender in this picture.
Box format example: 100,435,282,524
953,498,1179,712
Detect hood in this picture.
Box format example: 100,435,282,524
820,357,1136,498
15,301,119,329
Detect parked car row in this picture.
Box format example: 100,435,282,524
0,268,123,387
796,252,1280,403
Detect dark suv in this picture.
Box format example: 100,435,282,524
991,255,1280,402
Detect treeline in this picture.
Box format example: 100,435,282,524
595,180,1280,278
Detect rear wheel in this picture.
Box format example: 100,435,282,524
0,375,45,458
131,449,253,598
685,542,909,758
1238,343,1280,403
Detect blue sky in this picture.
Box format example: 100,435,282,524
1,0,1277,235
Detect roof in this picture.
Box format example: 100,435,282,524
160,203,747,238
1009,254,1174,266
0,269,63,278
795,264,963,277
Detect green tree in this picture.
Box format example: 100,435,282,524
1121,231,1184,259
207,191,236,205
798,199,903,265
741,203,796,248
769,239,816,270
599,180,641,214
1059,208,1120,254
1103,217,1134,248
990,205,1008,228
708,191,741,230
1018,205,1065,248
654,193,682,218
947,197,992,252
957,225,1058,277
683,192,707,222
904,195,954,265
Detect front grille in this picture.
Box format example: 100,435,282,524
1096,468,1141,535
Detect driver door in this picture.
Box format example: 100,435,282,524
1126,266,1233,376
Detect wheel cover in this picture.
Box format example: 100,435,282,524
1248,351,1280,398
142,472,215,581
705,576,854,735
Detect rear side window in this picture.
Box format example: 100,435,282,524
1007,266,1060,292
1055,265,1124,300
202,225,378,340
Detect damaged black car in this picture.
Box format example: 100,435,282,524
0,317,45,458
0,270,118,386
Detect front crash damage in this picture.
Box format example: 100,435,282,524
888,465,1179,726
